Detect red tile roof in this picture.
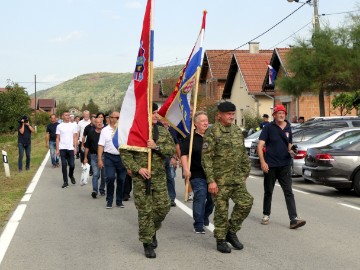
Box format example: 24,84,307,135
234,50,273,94
200,50,234,81
0,87,7,93
38,98,56,108
275,48,291,71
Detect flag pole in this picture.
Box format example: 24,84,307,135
184,66,202,201
147,0,154,195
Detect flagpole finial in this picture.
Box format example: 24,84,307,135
203,10,207,14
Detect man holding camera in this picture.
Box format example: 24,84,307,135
18,115,34,172
257,105,306,229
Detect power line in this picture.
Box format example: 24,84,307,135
268,21,313,49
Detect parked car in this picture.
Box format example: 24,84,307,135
249,127,332,171
292,128,360,176
302,133,360,196
293,116,360,131
244,130,262,156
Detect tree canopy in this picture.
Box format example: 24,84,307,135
277,14,360,116
0,84,31,132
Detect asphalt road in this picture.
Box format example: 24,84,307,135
0,154,359,270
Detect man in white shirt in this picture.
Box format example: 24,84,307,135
78,110,91,163
56,111,78,188
98,111,127,209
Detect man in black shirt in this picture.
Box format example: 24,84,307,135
181,111,214,234
84,118,106,198
18,115,34,172
46,114,59,167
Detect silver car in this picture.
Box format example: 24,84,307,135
292,128,360,176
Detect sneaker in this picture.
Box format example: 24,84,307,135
100,192,106,196
170,201,176,207
91,191,97,199
290,217,306,229
194,228,206,234
188,193,193,201
62,183,69,188
70,176,76,184
106,202,112,209
116,203,125,208
261,215,270,225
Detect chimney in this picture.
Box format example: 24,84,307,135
249,42,260,54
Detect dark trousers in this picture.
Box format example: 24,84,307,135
263,165,297,220
18,143,31,171
60,149,75,184
104,153,126,206
124,174,133,197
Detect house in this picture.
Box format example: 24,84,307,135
31,98,57,114
199,49,234,110
262,48,358,121
0,87,6,93
222,42,273,127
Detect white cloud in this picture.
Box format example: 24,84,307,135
125,1,142,9
49,31,82,43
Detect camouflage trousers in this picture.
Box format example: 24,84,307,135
213,182,253,240
133,176,171,244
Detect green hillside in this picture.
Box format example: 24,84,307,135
33,65,183,111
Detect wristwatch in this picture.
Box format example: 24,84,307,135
155,145,160,151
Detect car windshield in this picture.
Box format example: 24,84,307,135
328,133,360,149
246,130,262,139
305,130,338,143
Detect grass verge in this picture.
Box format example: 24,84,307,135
0,127,48,230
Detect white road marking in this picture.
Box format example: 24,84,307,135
174,199,215,232
0,151,49,265
338,203,360,211
275,184,310,194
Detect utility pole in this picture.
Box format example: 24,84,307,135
288,0,320,32
313,0,320,32
34,74,37,133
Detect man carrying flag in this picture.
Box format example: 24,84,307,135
121,103,174,259
114,0,175,259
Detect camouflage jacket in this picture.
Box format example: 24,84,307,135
121,125,175,185
201,121,250,185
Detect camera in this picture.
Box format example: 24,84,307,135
18,115,29,124
291,144,298,154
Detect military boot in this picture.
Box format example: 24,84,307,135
226,231,244,250
152,233,158,249
143,243,156,259
216,240,231,253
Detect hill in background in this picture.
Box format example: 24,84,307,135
33,65,183,111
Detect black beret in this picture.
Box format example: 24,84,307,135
218,101,236,112
152,102,158,112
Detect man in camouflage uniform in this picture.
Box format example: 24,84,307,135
201,101,253,253
121,103,175,259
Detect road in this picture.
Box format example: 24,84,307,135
0,154,359,270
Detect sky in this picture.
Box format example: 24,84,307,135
0,0,359,95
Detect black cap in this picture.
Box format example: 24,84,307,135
218,101,236,112
152,102,158,112
262,114,269,118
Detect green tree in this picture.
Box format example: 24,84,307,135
56,100,69,118
0,83,31,132
277,27,353,116
86,98,100,114
332,91,360,115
